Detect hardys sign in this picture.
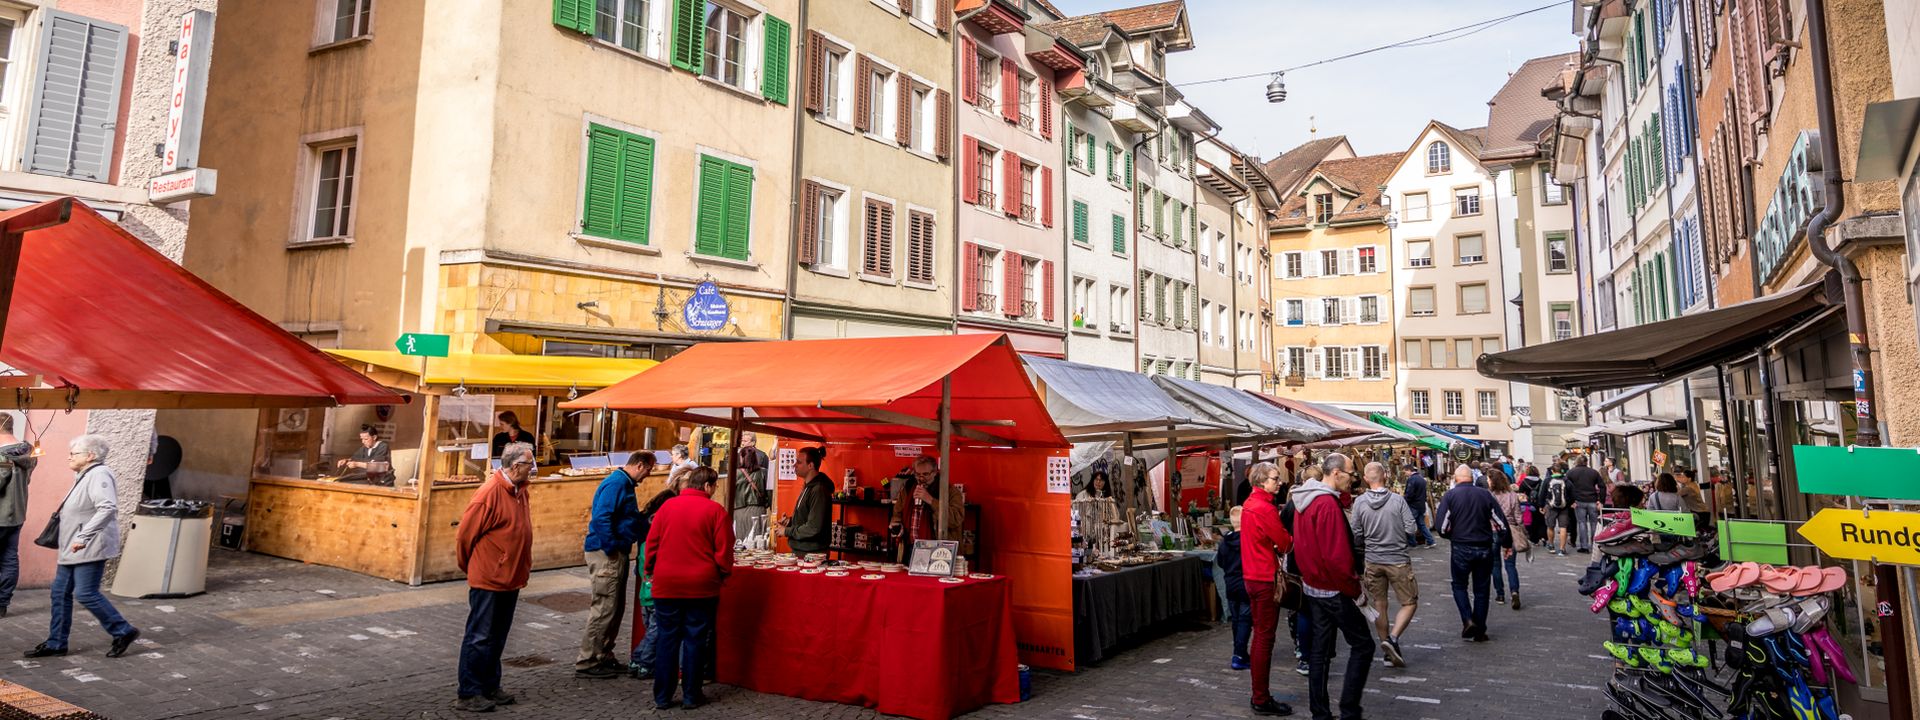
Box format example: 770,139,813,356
682,281,730,332
1754,131,1823,283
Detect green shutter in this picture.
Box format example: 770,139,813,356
617,133,654,244
671,0,703,73
695,155,728,255
1112,213,1126,253
722,161,754,260
1171,201,1183,245
1152,192,1164,235
1072,200,1089,244
761,15,790,104
1124,150,1133,189
582,126,622,238
553,0,593,34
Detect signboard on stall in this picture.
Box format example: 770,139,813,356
1631,508,1697,537
1651,450,1668,468
1791,444,1920,500
1798,508,1920,566
776,448,797,481
1046,456,1070,494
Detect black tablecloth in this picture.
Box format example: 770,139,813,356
1071,556,1210,666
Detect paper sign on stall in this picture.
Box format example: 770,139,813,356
776,448,797,480
894,445,924,458
1046,457,1071,494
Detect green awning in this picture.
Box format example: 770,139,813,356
1368,413,1450,451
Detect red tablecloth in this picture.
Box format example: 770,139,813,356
716,566,1021,720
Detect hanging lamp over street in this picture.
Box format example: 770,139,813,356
1265,72,1287,103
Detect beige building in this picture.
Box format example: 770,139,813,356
167,0,799,494
1194,137,1278,390
789,0,954,339
1269,151,1400,414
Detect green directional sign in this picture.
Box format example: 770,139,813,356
1631,508,1697,537
395,333,450,358
1792,445,1920,500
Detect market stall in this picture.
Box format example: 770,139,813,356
564,333,1066,717
244,350,658,584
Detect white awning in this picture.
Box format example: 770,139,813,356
1609,418,1684,436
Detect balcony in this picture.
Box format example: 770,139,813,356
1020,203,1036,222
1024,26,1086,72
977,190,997,209
1108,100,1155,133
1022,300,1038,317
963,0,1025,35
1285,373,1306,387
976,293,998,310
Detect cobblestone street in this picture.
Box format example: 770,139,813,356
0,546,1615,719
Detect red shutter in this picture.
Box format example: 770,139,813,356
1042,259,1055,322
960,243,979,311
935,90,952,159
1039,77,1053,139
798,181,820,265
1040,166,1053,227
804,32,826,113
961,137,979,203
935,0,952,32
960,38,978,105
1001,62,1019,124
1002,252,1022,316
854,55,874,132
1003,152,1021,216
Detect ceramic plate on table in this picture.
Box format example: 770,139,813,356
881,564,905,573
939,577,965,584
861,573,887,580
969,573,994,580
799,568,824,575
825,571,849,577
778,566,800,572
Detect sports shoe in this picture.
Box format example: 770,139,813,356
1470,629,1492,643
1230,655,1249,670
453,696,496,713
1250,699,1294,716
1381,637,1405,668
483,689,515,706
1295,660,1309,676
576,663,623,679
1495,594,1507,605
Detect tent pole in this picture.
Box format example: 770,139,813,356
722,406,743,510
938,377,952,542
1165,421,1176,513
1121,433,1135,523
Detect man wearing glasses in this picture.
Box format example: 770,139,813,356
889,457,965,563
453,442,536,713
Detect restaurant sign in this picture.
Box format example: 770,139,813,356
1754,131,1824,283
149,168,217,204
682,281,730,332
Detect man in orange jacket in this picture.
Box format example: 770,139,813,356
1240,462,1295,717
453,442,535,713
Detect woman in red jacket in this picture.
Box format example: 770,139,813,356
643,467,734,710
1239,461,1294,717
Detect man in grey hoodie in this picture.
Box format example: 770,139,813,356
1350,461,1416,668
0,414,37,619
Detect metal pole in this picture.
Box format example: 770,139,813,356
1165,421,1177,514
937,377,952,541
722,407,744,511
1121,433,1136,520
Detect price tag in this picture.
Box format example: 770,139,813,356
1631,508,1697,537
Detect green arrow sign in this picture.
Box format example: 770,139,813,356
1791,445,1920,500
1631,508,1697,537
395,333,450,358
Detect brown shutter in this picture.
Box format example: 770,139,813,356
804,31,826,113
908,211,934,284
854,55,873,132
1042,259,1055,322
898,0,913,14
960,38,978,105
960,242,979,311
798,181,821,265
877,201,895,276
935,0,952,32
960,137,978,203
935,90,952,159
897,78,913,145
1038,76,1053,139
1003,152,1021,216
1002,252,1022,316
862,199,880,275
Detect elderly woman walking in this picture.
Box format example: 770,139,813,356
24,435,140,659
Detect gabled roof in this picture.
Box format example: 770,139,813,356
1043,15,1120,47
1262,135,1351,198
1482,52,1580,161
1029,0,1067,20
1270,152,1402,230
1094,1,1192,49
1387,120,1492,180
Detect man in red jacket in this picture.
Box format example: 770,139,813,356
1239,462,1294,717
1290,453,1372,720
643,467,734,711
453,442,535,713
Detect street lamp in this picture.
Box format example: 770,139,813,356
1266,73,1287,103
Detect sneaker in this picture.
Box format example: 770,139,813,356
1250,699,1294,716
632,663,654,680
22,643,66,658
1495,594,1508,605
1295,660,1309,676
1470,630,1493,643
1512,594,1524,611
106,629,139,658
1230,655,1249,670
453,696,496,713
682,694,709,710
1381,637,1405,668
576,664,623,679
483,689,515,706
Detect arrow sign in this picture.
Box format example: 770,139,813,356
1798,508,1920,566
1792,445,1920,500
395,333,450,358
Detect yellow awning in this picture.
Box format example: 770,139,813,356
326,350,656,389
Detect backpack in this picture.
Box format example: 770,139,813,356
1547,477,1569,510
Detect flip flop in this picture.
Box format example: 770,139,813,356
1810,566,1846,595
1747,606,1796,637
1761,566,1802,595
1791,567,1825,595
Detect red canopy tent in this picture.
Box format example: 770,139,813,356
0,198,399,409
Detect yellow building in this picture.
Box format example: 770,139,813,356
1268,152,1401,414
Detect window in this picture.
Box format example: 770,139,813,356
1444,390,1464,417
1286,346,1307,379
1404,339,1423,368
1359,295,1379,324
822,48,848,121
1071,277,1096,329
1455,340,1473,369
694,154,754,261
1408,287,1435,316
1323,346,1347,379
1322,297,1341,325
1481,337,1501,355
1111,213,1127,254
1454,186,1481,216
1106,143,1122,184
1478,390,1498,419
1546,233,1571,273
330,0,373,42
1200,300,1212,343
1285,299,1304,326
1017,72,1036,129
580,124,656,245
1019,257,1038,318
1456,233,1485,264
1313,193,1334,223
1458,282,1488,314
1542,168,1566,205
1197,225,1210,266
974,144,997,207
1361,347,1385,379
309,142,359,241
1552,304,1574,341
1321,249,1339,276
1357,246,1377,274
1427,141,1451,174
974,48,997,104
1558,391,1582,422
1407,240,1432,268
1429,339,1449,368
804,185,844,267
905,210,935,285
701,2,751,89
1284,252,1303,278
865,64,892,135
0,16,14,103
1595,277,1616,328
1411,390,1430,416
860,197,895,277
972,245,999,310
1018,161,1037,221
1109,285,1132,330
593,0,661,56
910,84,936,152
1403,192,1429,222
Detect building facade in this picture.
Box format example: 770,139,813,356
1046,11,1140,371
1193,136,1269,389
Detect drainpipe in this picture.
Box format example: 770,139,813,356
1805,1,1909,716
782,0,813,341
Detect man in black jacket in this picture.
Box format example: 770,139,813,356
1214,506,1251,670
1402,460,1434,548
1564,455,1605,553
1435,465,1510,642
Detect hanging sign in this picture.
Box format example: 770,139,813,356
163,10,215,172
1631,508,1697,537
1791,445,1920,500
1798,508,1920,566
395,333,451,357
1046,457,1070,494
1652,450,1668,468
682,281,731,332
776,448,797,481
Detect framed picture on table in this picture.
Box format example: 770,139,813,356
908,540,960,577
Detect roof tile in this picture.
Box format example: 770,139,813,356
1270,152,1402,229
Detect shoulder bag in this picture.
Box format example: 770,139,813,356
33,473,87,550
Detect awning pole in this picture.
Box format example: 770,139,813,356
407,392,441,586
1165,421,1176,513
1121,433,1135,523
722,406,743,511
937,377,952,542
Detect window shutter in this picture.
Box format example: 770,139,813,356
961,137,978,203
1002,252,1022,316
935,0,952,32
1346,348,1361,379
877,201,894,276
935,90,952,159
1344,297,1359,325
862,199,881,275
804,32,826,113
1038,77,1053,139
1138,271,1151,322
896,77,912,145
798,181,820,265
1040,167,1053,227
722,161,754,260
1170,201,1182,245
695,156,728,256
908,211,934,284
1003,152,1021,216
670,0,704,73
1001,63,1019,124
762,15,791,104
616,133,654,244
553,0,593,34
1136,186,1148,226
1071,200,1088,244
1123,150,1133,189
582,126,622,238
25,12,126,183
960,38,979,105
1111,214,1126,254
1042,260,1055,322
854,55,873,133
1310,350,1322,379
961,243,980,311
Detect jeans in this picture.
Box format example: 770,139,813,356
633,603,658,667
1489,547,1519,596
576,549,629,671
1306,594,1374,720
458,588,519,699
1448,544,1494,632
46,561,135,651
1573,501,1601,549
1227,597,1251,660
1409,500,1434,546
0,524,20,610
1245,581,1281,705
652,597,718,707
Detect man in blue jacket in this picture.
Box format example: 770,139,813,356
576,452,656,678
1434,464,1511,643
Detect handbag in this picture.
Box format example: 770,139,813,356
34,473,88,550
1510,523,1532,554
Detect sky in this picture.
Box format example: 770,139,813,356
1045,0,1582,161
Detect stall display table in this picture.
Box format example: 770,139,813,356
716,566,1021,720
1071,555,1210,665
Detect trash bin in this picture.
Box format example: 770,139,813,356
111,500,213,599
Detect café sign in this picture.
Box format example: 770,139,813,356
1754,131,1824,283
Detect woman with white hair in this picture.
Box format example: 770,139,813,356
24,435,139,659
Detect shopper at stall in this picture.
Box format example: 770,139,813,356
23,435,139,661
1435,464,1510,642
1673,468,1709,513
643,467,734,711
1216,505,1251,671
666,444,696,488
1239,461,1294,717
890,456,965,559
1401,460,1434,549
1351,461,1416,668
491,412,535,458
1292,453,1372,720
1565,455,1605,553
575,452,655,679
730,433,769,542
1487,471,1525,609
336,425,393,485
782,447,833,555
631,472,684,680
452,441,534,712
0,414,36,619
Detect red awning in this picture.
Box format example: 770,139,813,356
563,334,1067,448
0,199,403,409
